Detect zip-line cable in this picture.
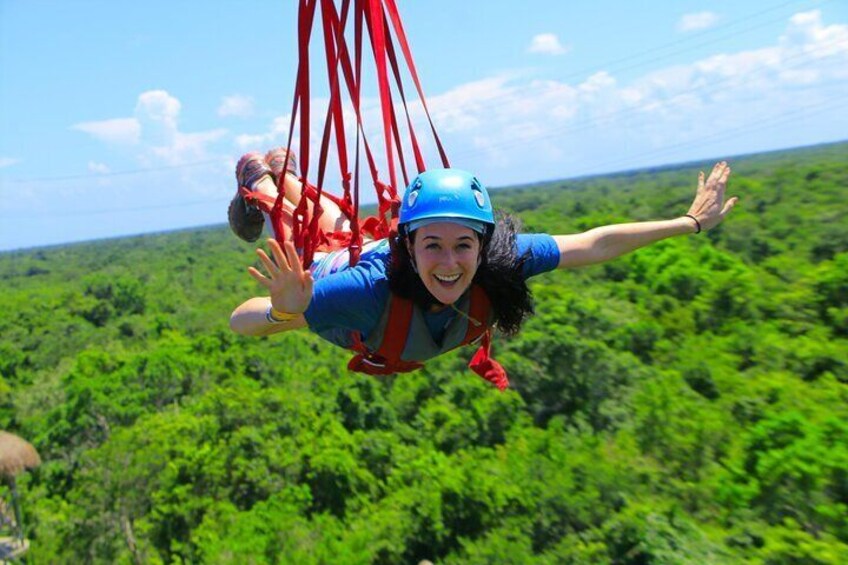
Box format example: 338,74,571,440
4,0,837,185
8,37,843,192
449,39,848,158
564,95,848,178
441,0,837,116
3,159,223,184
7,94,843,220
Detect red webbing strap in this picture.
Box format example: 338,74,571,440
305,0,350,266
318,0,370,265
269,0,317,251
465,286,509,391
347,293,423,375
383,0,451,169
240,187,296,229
351,0,378,178
279,0,446,266
462,285,490,344
347,287,508,385
318,0,351,190
291,0,349,264
363,8,410,187
374,294,413,361
325,0,395,256
240,188,275,209
320,0,363,263
284,0,319,259
387,87,411,188
383,11,424,176
355,0,396,239
285,0,354,264
469,332,509,391
365,0,398,191
296,6,315,252
327,0,396,250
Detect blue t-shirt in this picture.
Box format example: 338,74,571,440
304,234,560,348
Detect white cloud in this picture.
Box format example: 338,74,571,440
678,11,719,32
578,71,616,94
527,33,569,56
429,75,522,132
148,128,228,166
218,94,255,118
166,9,848,191
235,116,291,149
135,89,181,139
73,89,230,187
87,161,110,174
782,10,848,58
382,9,848,180
72,91,186,149
72,118,141,144
0,157,20,169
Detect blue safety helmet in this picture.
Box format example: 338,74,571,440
398,168,495,237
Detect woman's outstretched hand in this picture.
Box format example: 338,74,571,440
686,161,739,231
248,239,314,314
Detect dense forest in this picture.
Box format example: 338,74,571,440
1,141,846,563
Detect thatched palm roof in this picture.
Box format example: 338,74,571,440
0,432,41,478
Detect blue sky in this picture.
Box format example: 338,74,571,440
1,0,846,251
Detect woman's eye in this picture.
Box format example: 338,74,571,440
425,244,440,250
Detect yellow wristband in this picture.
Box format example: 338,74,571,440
266,306,299,323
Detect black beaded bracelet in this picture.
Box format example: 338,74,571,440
684,214,702,234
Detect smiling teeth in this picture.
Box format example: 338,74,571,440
434,273,461,282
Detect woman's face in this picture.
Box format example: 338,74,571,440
409,222,482,305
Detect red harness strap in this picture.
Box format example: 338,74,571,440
348,286,509,390
465,287,509,391
468,331,509,391
348,293,423,375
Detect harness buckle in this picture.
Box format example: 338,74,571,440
361,357,387,368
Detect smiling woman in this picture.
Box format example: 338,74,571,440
229,151,737,390
408,224,484,303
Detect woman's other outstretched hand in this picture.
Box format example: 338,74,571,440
248,239,314,314
686,161,739,231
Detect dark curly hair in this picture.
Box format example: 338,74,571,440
386,212,535,336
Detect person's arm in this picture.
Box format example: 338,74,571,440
229,239,313,336
555,161,737,269
229,296,308,336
